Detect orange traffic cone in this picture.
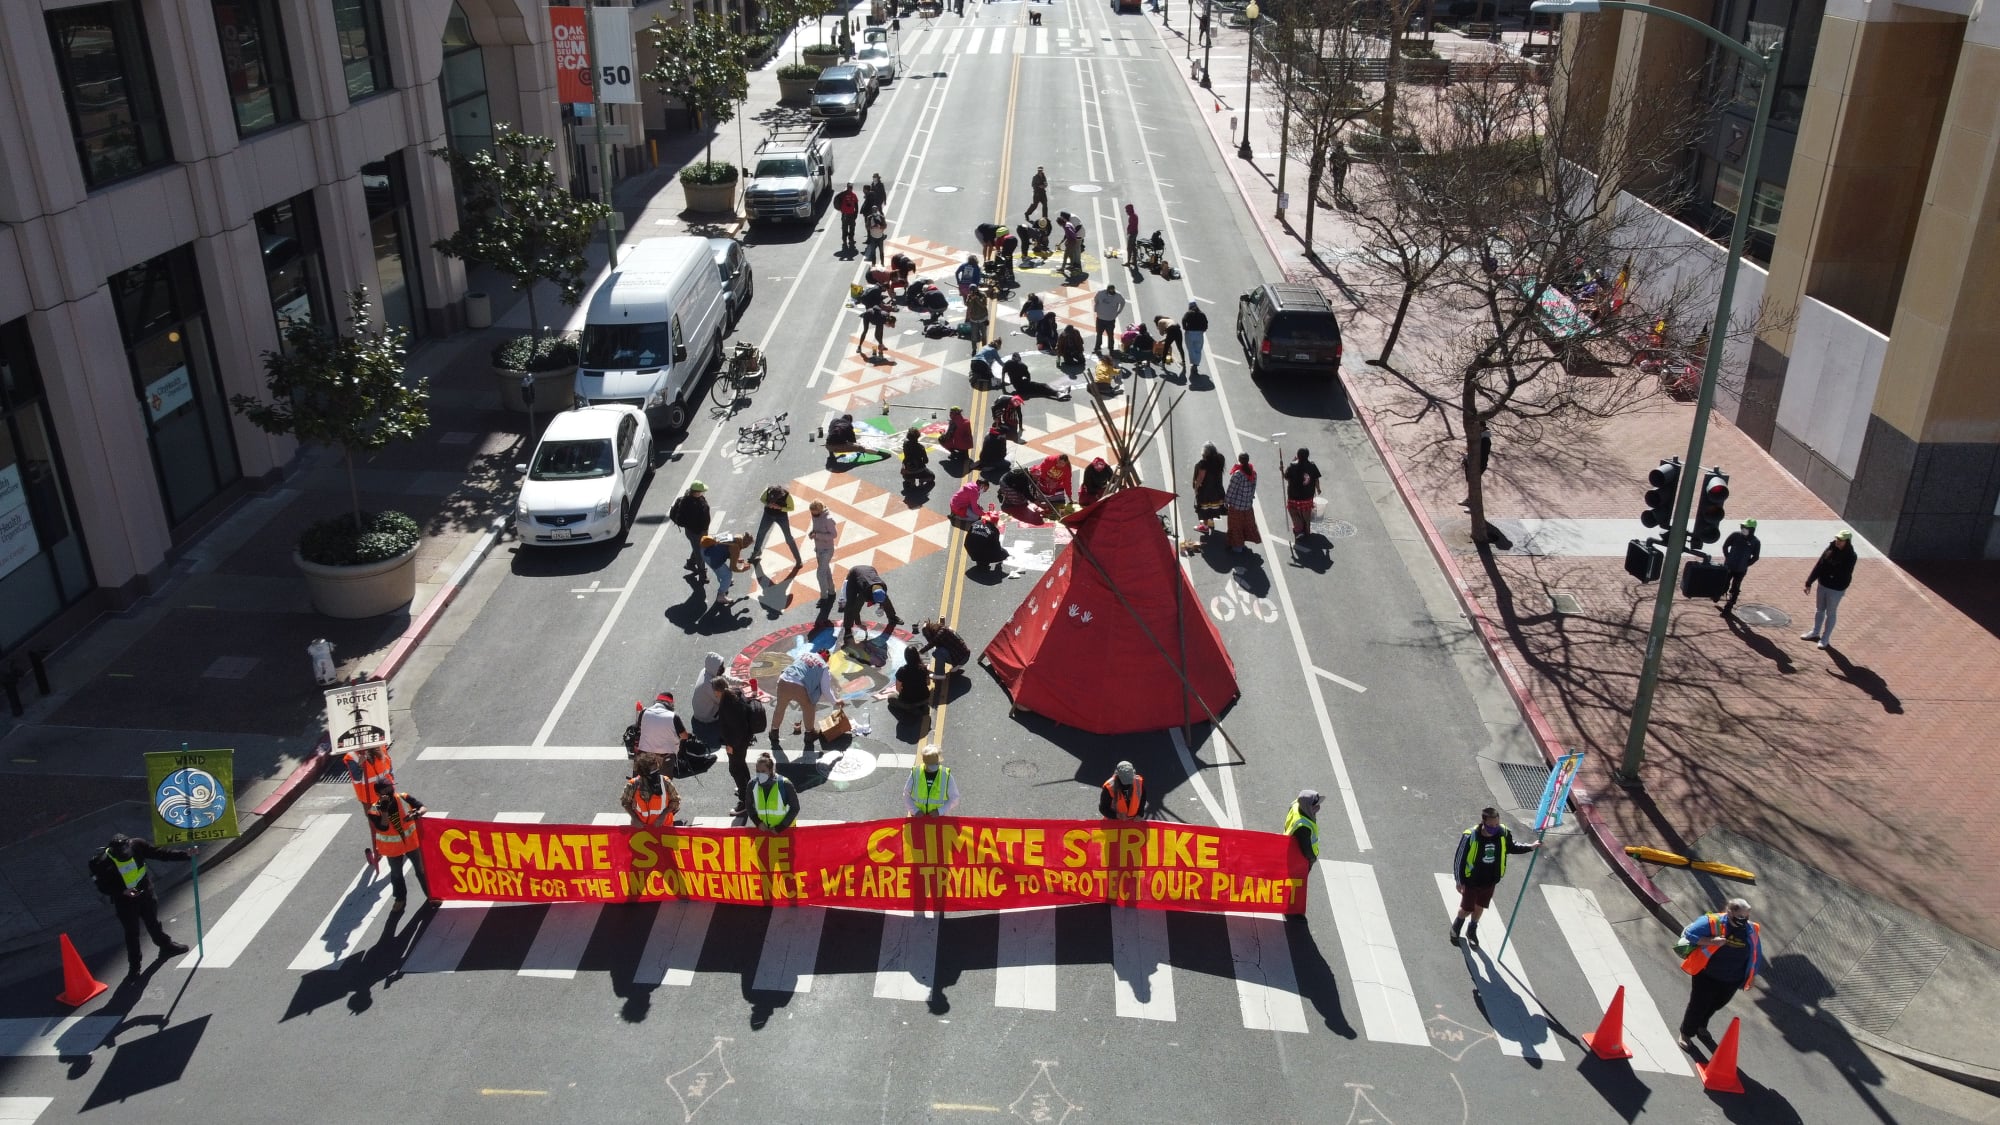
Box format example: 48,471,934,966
1697,1017,1746,1093
1583,984,1634,1060
55,933,107,1007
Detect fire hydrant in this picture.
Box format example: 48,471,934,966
308,639,337,686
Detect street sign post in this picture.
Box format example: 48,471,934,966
145,744,240,956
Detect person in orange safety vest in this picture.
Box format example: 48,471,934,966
366,778,428,909
345,743,395,867
1099,760,1144,819
623,753,681,829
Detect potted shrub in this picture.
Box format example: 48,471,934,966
802,41,841,68
430,126,609,410
491,331,580,413
231,289,431,619
778,62,821,103
679,160,741,215
739,33,775,67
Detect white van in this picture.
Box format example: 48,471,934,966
576,236,729,432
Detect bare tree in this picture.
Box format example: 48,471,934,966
1350,54,1764,544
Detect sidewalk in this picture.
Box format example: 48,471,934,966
1176,11,2000,1089
0,54,763,985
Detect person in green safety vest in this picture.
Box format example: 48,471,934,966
1282,790,1322,861
748,752,799,833
904,747,959,816
88,833,194,980
1450,807,1540,948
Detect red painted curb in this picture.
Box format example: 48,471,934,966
1176,61,1672,914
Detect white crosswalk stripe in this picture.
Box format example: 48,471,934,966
1543,885,1694,1076
989,27,1009,52
403,811,541,974
1431,874,1564,1060
289,810,448,972
1109,906,1176,1021
897,24,1154,57
517,813,625,979
0,1097,53,1124
182,812,348,969
753,906,827,993
1322,860,1428,1045
0,1016,115,1058
636,901,715,986
875,911,941,1001
995,907,1058,1011
1227,913,1309,1033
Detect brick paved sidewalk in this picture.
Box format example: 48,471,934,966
1175,16,2000,959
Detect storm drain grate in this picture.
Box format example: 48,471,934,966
1550,591,1583,615
1765,899,1950,1035
202,656,259,680
1495,761,1552,810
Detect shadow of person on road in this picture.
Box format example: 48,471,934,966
1724,610,1796,674
1285,917,1358,1038
1753,953,1897,1125
1824,649,1902,714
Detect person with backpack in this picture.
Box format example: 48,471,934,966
91,833,193,980
715,677,765,817
863,206,889,266
750,483,803,566
668,481,711,577
1282,448,1322,539
622,753,681,829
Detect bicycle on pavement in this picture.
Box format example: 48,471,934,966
712,341,769,408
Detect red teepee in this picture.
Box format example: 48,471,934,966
983,487,1237,734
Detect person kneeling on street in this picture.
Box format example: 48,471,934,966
886,646,933,720
901,426,934,486
825,412,863,457
622,752,681,829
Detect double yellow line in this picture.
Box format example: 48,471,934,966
927,52,1023,749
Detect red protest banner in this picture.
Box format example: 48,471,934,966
548,7,592,105
419,816,1310,914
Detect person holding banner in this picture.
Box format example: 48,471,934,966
1450,807,1539,948
904,748,959,816
89,834,193,980
748,753,800,833
622,753,681,829
1100,761,1146,820
367,779,429,909
344,743,394,867
1284,791,1322,860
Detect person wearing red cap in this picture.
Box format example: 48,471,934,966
634,691,691,771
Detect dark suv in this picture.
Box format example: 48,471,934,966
1236,283,1343,378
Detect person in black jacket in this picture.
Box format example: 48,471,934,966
90,833,193,979
714,677,755,817
1802,530,1857,648
841,563,900,643
668,482,711,575
1718,518,1762,613
1181,301,1210,377
917,618,972,682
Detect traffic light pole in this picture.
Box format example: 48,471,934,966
1616,40,1781,787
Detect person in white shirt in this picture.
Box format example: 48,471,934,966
772,651,837,750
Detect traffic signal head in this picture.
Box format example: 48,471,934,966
1691,468,1730,545
1641,458,1681,528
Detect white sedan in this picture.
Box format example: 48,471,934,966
514,405,653,546
857,43,897,83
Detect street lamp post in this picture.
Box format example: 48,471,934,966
1237,1,1260,159
1530,0,1781,786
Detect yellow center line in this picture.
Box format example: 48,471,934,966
928,52,1022,750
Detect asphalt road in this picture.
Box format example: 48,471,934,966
1,3,1992,1123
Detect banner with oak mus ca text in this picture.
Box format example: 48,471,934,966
419,816,1310,914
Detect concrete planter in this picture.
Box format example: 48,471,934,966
778,76,817,104
494,364,577,413
802,50,841,69
683,179,739,215
294,546,419,619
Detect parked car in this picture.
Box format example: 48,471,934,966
743,122,833,225
709,238,753,328
514,405,654,545
1236,283,1344,378
810,65,871,128
851,57,886,94
857,42,897,82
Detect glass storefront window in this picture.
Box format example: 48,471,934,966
0,321,93,656
360,155,424,338
211,0,297,135
440,4,493,158
332,0,391,100
46,2,172,189
109,249,242,527
256,193,329,342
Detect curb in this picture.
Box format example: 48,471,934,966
1177,58,1675,922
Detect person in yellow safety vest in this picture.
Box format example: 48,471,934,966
1674,897,1765,1052
344,744,394,867
366,777,429,909
904,747,959,816
622,752,682,828
1450,806,1539,948
1100,760,1144,820
748,752,800,833
1283,790,1322,860
88,833,193,980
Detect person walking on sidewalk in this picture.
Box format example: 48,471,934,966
1719,518,1762,613
808,500,840,603
669,480,711,577
1449,807,1539,947
367,779,430,909
1182,301,1209,377
748,753,801,833
1092,285,1126,354
1282,448,1321,539
90,833,192,979
864,206,889,266
1802,530,1856,647
1675,897,1764,1051
1100,761,1145,819
750,483,803,567
1123,204,1140,264
834,183,861,250
1026,166,1049,220
1224,453,1261,553
905,747,960,816
1329,140,1350,203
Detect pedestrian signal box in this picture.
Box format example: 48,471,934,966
1681,559,1730,599
1625,539,1664,583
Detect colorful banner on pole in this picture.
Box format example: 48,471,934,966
548,7,592,105
144,749,239,846
419,816,1310,914
1534,750,1585,832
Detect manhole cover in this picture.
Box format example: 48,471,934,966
1067,183,1103,193
812,746,896,792
931,185,961,193
1323,519,1358,540
1002,759,1038,779
1550,591,1583,615
1732,603,1790,627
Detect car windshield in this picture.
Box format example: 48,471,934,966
581,322,671,368
815,77,858,95
529,439,614,480
860,48,888,61
755,157,809,178
863,28,888,44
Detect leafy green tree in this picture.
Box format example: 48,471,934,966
231,289,429,530
645,15,754,167
430,126,611,339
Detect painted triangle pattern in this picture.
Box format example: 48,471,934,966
766,469,954,609
1017,399,1129,466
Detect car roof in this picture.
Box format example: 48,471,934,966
820,65,860,78
542,405,636,440
1266,284,1334,312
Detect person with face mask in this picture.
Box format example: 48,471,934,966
1675,898,1766,1051
904,747,959,816
1450,807,1541,947
747,753,800,833
622,752,681,829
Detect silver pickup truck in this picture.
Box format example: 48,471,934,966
743,123,833,224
